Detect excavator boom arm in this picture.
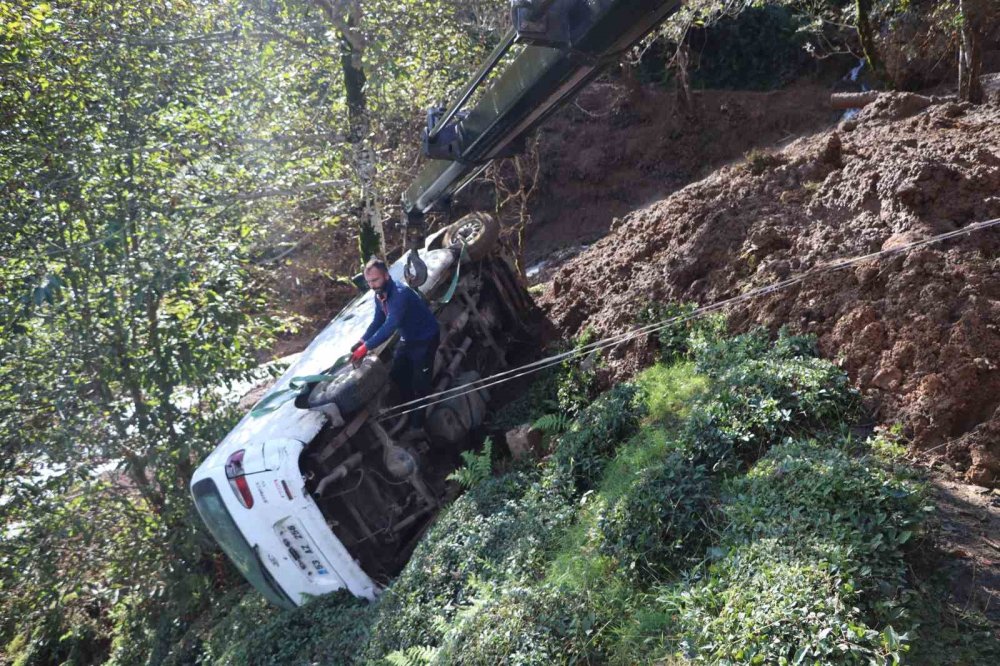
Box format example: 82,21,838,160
402,0,682,222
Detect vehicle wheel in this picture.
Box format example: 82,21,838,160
307,355,388,415
426,405,466,447
442,212,500,261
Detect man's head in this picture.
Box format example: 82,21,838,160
363,258,390,295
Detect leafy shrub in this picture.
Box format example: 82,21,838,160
148,587,248,666
666,540,901,665
724,439,927,617
551,383,645,492
658,435,928,664
434,584,607,665
597,452,714,582
175,589,372,666
635,303,725,364
555,328,602,417
679,406,739,473
364,471,574,661
691,326,817,375
682,328,860,467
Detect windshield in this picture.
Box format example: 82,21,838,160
191,478,294,609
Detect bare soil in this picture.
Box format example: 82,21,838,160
539,90,1000,488
522,80,841,265
926,467,1000,625
268,80,846,350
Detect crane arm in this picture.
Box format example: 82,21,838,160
401,0,683,223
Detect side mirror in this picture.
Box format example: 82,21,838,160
351,272,368,293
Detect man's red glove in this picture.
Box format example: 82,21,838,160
350,342,368,365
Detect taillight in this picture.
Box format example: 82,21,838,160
225,450,254,508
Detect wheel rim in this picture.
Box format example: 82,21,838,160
454,218,484,244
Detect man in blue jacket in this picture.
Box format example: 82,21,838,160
351,258,440,429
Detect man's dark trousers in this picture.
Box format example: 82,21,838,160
391,333,440,429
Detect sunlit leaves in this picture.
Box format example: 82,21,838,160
1,0,513,661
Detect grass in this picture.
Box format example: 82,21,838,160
744,147,784,175
635,362,708,424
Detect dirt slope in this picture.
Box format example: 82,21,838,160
540,92,1000,487
523,80,838,263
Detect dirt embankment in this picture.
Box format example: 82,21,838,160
540,92,1000,487
523,81,839,264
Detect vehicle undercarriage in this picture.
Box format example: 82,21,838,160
296,238,536,582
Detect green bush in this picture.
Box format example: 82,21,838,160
555,328,603,417
691,326,815,374
657,436,928,664
597,452,714,582
434,584,607,665
682,328,860,467
551,383,645,493
724,439,927,619
364,471,574,660
666,540,901,664
635,303,725,364
173,589,372,666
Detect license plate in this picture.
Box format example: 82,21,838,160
275,521,331,578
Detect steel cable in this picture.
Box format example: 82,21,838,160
376,216,1000,421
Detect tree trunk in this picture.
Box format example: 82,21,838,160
315,1,384,264
339,14,367,142
339,16,383,264
855,0,884,84
958,0,984,104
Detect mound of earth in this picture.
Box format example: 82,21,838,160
523,80,839,264
540,92,1000,487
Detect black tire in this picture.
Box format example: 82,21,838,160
442,212,500,261
306,355,388,415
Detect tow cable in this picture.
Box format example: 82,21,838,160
377,215,1000,422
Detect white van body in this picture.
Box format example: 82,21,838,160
191,222,533,607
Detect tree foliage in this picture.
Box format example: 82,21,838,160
0,0,507,662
